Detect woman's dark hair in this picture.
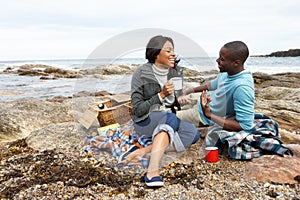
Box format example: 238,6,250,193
145,35,174,63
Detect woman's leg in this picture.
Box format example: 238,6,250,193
146,131,170,179
118,131,170,179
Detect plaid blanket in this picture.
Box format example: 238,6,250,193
205,113,293,160
82,120,152,168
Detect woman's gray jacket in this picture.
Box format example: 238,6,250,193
131,62,179,122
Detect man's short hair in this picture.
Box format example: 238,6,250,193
223,41,249,63
145,35,174,63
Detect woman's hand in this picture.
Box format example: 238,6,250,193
119,147,147,165
160,80,174,99
201,90,212,119
178,95,193,104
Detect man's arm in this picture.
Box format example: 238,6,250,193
201,90,243,132
208,114,243,132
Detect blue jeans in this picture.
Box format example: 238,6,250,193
134,111,199,152
134,111,180,138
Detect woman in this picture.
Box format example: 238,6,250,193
120,35,200,187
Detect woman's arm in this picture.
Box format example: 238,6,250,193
184,82,211,95
131,69,162,118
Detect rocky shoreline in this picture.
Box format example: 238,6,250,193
0,65,300,199
253,49,300,57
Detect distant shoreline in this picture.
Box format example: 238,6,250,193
251,49,300,57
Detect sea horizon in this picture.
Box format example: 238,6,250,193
1,56,300,74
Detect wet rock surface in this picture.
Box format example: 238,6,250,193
0,64,138,79
1,64,78,78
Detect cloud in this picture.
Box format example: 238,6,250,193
0,0,299,60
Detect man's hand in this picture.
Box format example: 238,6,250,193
201,90,211,119
200,90,244,132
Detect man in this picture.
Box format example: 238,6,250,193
177,41,255,132
178,42,292,160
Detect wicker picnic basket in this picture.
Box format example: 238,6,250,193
96,100,132,126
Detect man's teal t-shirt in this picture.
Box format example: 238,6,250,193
197,69,255,130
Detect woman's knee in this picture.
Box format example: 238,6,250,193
153,131,170,143
165,112,180,131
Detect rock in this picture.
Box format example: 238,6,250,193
0,98,73,141
78,64,137,77
267,49,300,57
253,72,300,88
1,64,78,78
47,96,71,103
26,122,92,151
254,72,300,132
279,129,300,144
254,49,300,57
244,144,300,184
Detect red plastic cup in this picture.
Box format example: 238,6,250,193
205,147,219,163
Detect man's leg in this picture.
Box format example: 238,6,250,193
176,104,202,127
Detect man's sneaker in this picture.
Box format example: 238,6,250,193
117,145,139,164
144,175,164,187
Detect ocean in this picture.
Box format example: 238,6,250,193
0,56,299,102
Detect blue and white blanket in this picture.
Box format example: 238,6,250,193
82,120,152,168
205,113,293,160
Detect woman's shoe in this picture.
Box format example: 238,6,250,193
144,175,164,187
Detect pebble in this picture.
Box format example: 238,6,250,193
0,139,299,199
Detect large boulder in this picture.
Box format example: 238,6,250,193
0,98,73,141
244,144,300,184
254,73,300,132
254,86,300,131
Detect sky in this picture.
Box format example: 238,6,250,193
0,0,299,60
